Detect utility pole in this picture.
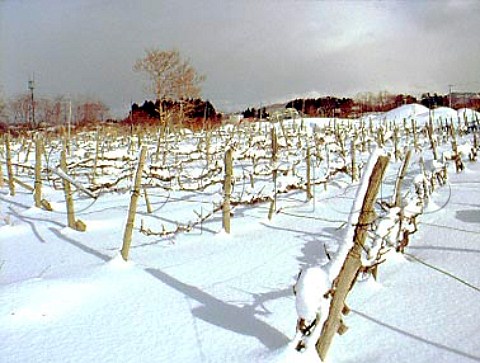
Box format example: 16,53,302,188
28,74,35,127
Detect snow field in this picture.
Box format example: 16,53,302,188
1,103,479,362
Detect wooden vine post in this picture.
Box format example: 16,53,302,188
473,134,478,161
315,155,390,361
393,149,412,207
412,119,418,151
92,129,100,184
393,126,400,161
268,127,278,220
121,146,147,261
154,126,163,163
350,138,358,182
5,133,15,196
222,147,233,233
205,130,211,168
33,134,43,208
60,147,77,229
449,120,464,172
427,118,438,161
144,188,153,214
0,150,3,188
306,141,313,201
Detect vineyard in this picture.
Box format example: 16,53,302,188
1,103,480,362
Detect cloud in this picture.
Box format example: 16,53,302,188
2,0,479,115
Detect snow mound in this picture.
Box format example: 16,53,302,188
383,103,429,121
432,106,458,119
416,106,458,122
295,267,330,322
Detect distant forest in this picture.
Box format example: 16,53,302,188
242,92,480,119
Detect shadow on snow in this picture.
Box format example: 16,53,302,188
145,267,290,351
353,309,480,362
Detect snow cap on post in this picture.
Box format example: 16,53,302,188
295,267,331,323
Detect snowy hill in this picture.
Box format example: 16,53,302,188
382,103,430,121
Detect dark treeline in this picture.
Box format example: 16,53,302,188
284,92,480,118
286,97,357,118
242,107,269,119
124,98,220,129
285,93,420,118
240,92,480,120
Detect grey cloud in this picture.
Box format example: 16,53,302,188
1,0,479,116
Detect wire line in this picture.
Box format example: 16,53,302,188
404,252,480,293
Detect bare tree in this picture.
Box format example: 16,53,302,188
133,48,205,102
74,97,109,125
10,93,31,124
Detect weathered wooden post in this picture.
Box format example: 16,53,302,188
279,119,290,152
222,147,233,233
60,147,77,229
376,126,384,147
393,149,412,207
144,187,153,214
393,126,401,161
0,154,4,189
92,128,101,184
315,155,390,361
268,127,278,220
473,133,478,161
33,134,43,208
0,136,4,188
121,146,147,261
361,126,367,152
350,137,358,182
427,117,438,161
306,142,313,201
205,130,211,168
154,126,163,163
412,119,418,151
5,133,15,196
449,120,464,172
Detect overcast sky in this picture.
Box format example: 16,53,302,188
1,0,480,116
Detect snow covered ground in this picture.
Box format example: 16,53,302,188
1,104,479,362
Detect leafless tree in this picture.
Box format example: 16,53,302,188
74,97,109,125
133,48,205,102
10,93,31,124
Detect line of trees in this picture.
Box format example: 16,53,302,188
4,47,480,130
1,92,109,129
285,92,476,118
285,92,420,118
242,107,269,119
286,97,357,118
281,91,480,119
